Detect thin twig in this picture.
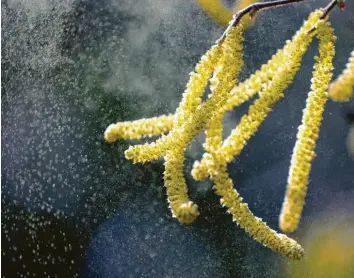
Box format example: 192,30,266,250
320,0,341,19
306,0,343,34
218,0,306,43
217,0,343,44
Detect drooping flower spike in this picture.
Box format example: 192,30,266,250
279,20,336,233
104,114,174,143
163,25,245,224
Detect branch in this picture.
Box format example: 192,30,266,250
218,0,344,43
306,0,345,33
218,0,305,43
231,0,305,26
320,0,345,19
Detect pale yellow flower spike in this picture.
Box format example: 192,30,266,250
204,111,224,154
124,25,244,164
174,45,222,129
328,50,354,102
104,114,174,143
279,20,336,233
202,46,237,155
209,163,304,260
160,25,245,224
192,10,323,181
164,148,199,224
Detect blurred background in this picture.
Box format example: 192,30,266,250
1,0,354,277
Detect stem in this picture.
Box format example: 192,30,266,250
218,0,306,43
232,0,305,26
320,0,339,19
306,0,342,34
217,0,343,44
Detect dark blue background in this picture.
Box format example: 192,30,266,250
2,0,354,277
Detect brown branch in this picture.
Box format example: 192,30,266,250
218,0,306,43
320,0,343,19
306,0,344,34
231,0,305,26
217,0,344,44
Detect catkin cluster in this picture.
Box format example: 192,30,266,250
192,10,323,181
104,7,346,260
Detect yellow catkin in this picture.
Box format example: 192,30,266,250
124,26,244,163
174,45,222,129
104,114,174,143
164,148,199,224
209,163,304,259
328,50,354,102
279,21,336,233
192,11,322,181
